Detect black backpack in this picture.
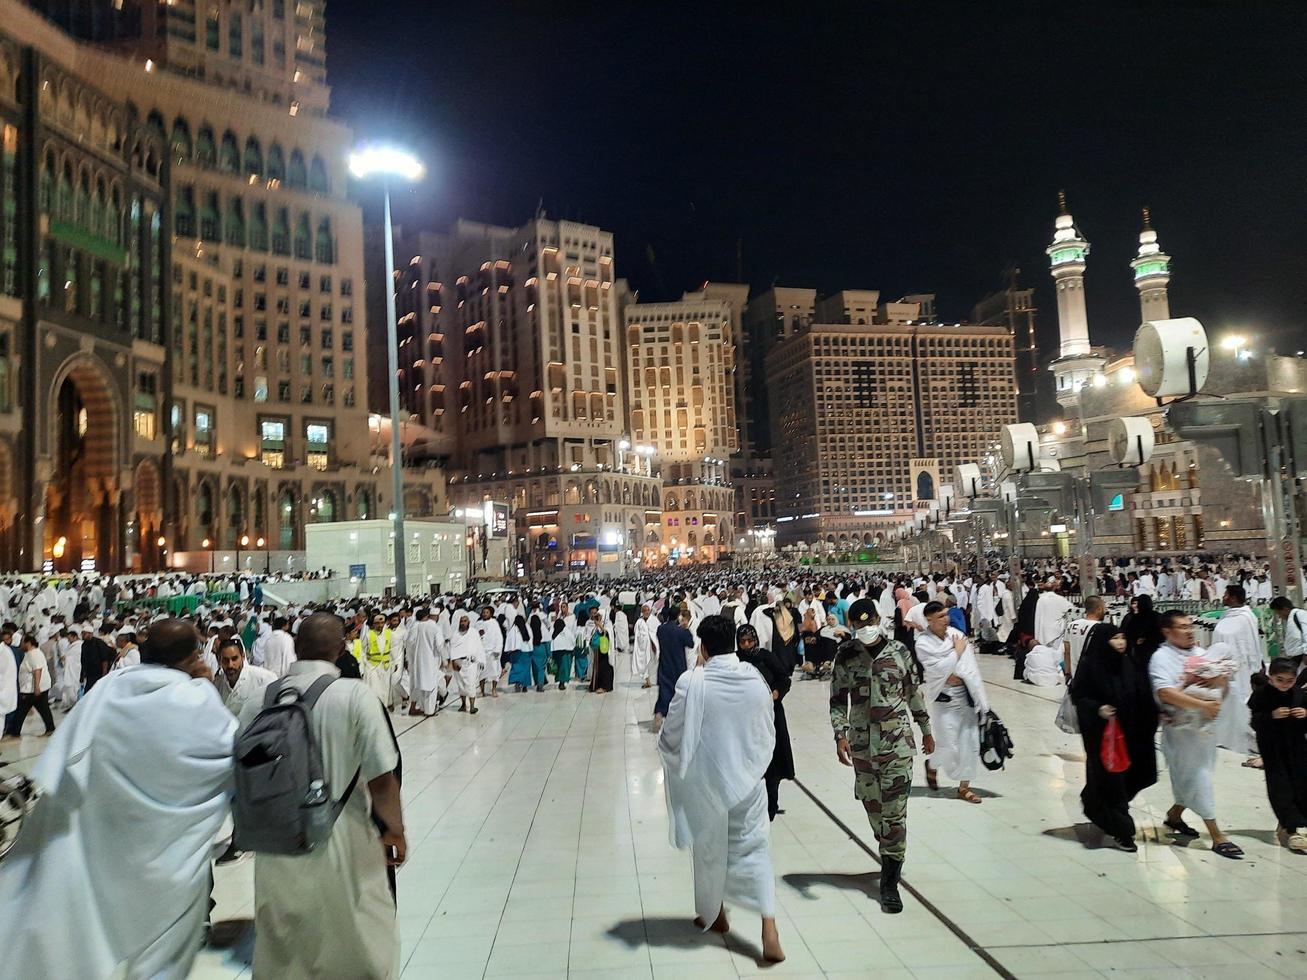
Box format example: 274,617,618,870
979,710,1015,771
231,676,359,855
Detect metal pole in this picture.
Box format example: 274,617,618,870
382,183,407,596
1076,477,1099,599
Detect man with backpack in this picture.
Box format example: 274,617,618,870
1270,597,1306,669
236,611,404,979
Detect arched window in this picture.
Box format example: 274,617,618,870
174,185,195,238
287,149,306,188
916,471,935,501
195,126,216,167
196,481,214,530
58,162,73,221
249,202,268,251
355,488,372,519
90,177,105,237
278,489,297,549
271,208,290,255
225,197,246,247
200,190,221,241
293,213,312,259
308,154,328,193
219,130,240,173
170,119,192,160
266,143,285,181
315,489,336,522
315,217,334,263
40,150,54,215
243,136,262,176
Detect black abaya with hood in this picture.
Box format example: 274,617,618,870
1071,623,1159,839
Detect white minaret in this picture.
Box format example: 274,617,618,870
1130,207,1171,324
1046,191,1105,410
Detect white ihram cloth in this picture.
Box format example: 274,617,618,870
449,622,483,698
1023,644,1064,686
915,627,989,781
633,614,659,681
215,663,277,718
1150,642,1219,819
407,619,445,714
262,630,297,678
478,618,505,684
1034,591,1073,648
1211,605,1262,754
238,660,399,980
0,665,235,980
0,641,15,715
658,654,776,925
974,583,997,630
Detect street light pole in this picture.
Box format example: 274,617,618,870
382,182,407,597
349,145,424,597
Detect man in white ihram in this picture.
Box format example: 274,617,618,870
406,606,445,716
633,603,659,689
915,600,989,804
0,618,234,979
1211,583,1263,762
658,614,785,964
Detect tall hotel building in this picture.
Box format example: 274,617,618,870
767,295,1018,549
0,0,416,573
375,218,663,576
623,297,737,563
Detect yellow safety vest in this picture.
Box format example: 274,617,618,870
352,629,392,668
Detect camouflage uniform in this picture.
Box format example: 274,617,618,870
829,636,931,861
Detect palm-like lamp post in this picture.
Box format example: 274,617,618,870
348,145,424,595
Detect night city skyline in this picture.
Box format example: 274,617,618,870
330,0,1307,358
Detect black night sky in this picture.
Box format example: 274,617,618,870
328,0,1307,359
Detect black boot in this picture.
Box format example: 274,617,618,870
879,857,904,914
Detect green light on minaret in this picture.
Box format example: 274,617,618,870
1134,259,1169,279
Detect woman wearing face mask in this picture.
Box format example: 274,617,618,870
736,624,793,821
830,596,934,915
1070,623,1159,851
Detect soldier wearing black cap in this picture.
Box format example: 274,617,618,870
829,596,934,914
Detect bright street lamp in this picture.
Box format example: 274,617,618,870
349,143,425,595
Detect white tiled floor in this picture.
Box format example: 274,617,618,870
9,652,1307,978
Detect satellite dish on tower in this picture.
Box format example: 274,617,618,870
1108,417,1155,466
1000,423,1041,473
1134,317,1209,399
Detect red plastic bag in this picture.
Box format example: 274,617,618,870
1100,717,1130,773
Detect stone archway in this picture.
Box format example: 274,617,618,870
45,357,121,572
134,458,162,571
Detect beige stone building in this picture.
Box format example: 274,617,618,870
767,301,1017,550
377,218,663,576
624,298,738,563
0,0,430,573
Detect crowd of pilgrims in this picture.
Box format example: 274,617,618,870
2,551,1306,975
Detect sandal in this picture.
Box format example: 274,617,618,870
1212,841,1244,860
958,788,982,804
1164,818,1199,837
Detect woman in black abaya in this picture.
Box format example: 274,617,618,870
736,623,794,820
1071,623,1159,851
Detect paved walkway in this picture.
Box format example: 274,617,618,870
7,653,1306,978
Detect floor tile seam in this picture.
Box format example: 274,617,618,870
791,777,1015,980
396,697,574,961
981,927,1307,950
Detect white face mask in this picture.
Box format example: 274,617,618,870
856,625,879,644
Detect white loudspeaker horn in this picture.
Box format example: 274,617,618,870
1000,423,1040,472
956,463,982,499
1108,416,1155,465
1134,317,1209,398
1000,480,1018,504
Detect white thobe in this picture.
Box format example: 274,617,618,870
239,661,398,980
216,663,277,717
262,630,298,678
0,665,235,980
478,618,504,684
448,626,483,697
407,619,444,714
1034,592,1073,648
1150,643,1219,819
1023,645,1063,686
915,628,989,780
0,642,16,715
1211,606,1262,754
633,615,659,681
658,654,776,925
59,639,83,709
749,604,774,654
974,584,997,632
